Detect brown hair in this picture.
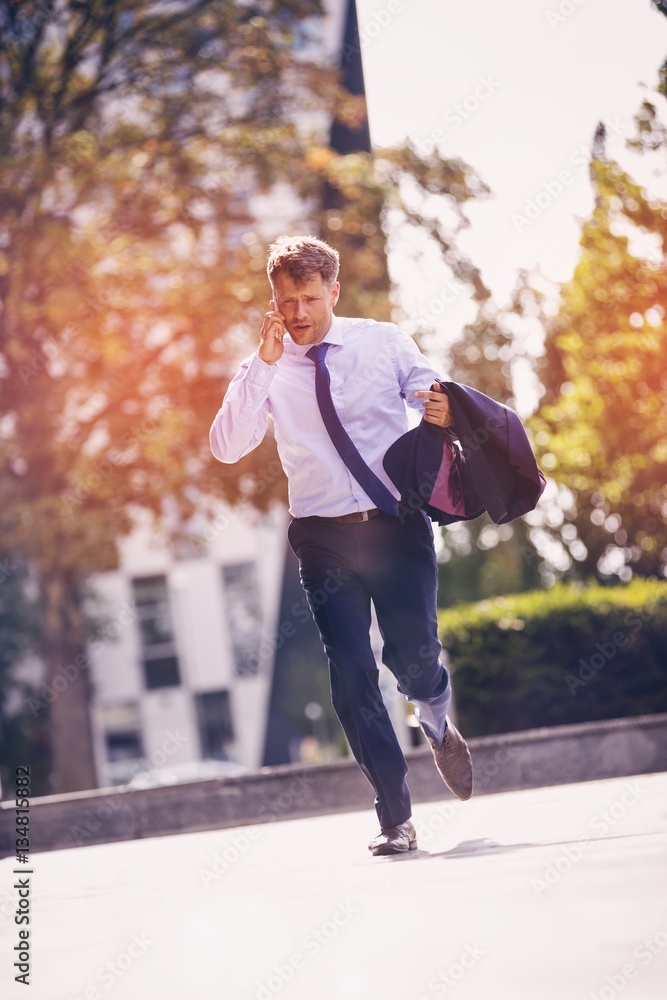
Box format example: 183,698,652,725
267,235,340,289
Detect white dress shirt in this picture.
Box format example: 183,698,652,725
209,314,442,518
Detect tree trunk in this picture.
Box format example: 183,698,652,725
40,571,97,793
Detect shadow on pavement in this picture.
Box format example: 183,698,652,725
373,828,665,862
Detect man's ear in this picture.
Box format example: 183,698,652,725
331,281,340,308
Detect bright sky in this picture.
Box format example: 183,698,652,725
356,0,667,332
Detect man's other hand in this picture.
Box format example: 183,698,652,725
414,382,455,428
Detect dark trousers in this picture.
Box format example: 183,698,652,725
287,507,449,829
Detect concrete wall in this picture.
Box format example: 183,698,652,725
2,713,666,857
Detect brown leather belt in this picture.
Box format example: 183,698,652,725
311,508,382,524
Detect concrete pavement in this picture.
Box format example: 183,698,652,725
1,772,666,1000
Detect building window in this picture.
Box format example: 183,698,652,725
100,702,144,784
106,729,143,761
102,702,143,760
132,575,181,689
222,562,263,677
195,690,234,759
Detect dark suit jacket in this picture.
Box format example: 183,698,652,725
383,380,547,526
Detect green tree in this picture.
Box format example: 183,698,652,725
512,5,667,583
528,126,667,581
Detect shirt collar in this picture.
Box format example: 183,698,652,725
285,314,343,360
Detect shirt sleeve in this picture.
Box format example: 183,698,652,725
209,353,276,463
391,326,444,415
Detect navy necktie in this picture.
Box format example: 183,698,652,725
306,343,399,516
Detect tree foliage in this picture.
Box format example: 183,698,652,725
528,129,667,581
515,5,667,583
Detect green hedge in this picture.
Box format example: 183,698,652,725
439,579,667,737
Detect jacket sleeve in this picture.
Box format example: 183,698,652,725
209,353,276,463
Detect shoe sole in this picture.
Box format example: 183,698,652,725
369,840,418,856
438,768,474,800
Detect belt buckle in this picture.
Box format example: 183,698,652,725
360,510,369,521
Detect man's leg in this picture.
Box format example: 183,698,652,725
357,508,449,729
357,508,474,801
287,517,412,830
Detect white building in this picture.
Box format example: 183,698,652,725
87,502,288,785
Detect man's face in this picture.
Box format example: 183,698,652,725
272,271,340,345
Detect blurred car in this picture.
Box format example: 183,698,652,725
127,758,250,789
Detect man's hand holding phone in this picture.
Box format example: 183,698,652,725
258,299,286,365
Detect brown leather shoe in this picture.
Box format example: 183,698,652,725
368,819,417,856
422,716,473,800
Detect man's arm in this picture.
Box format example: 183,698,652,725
209,354,275,463
209,301,287,463
392,327,455,429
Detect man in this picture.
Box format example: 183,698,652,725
210,235,473,856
